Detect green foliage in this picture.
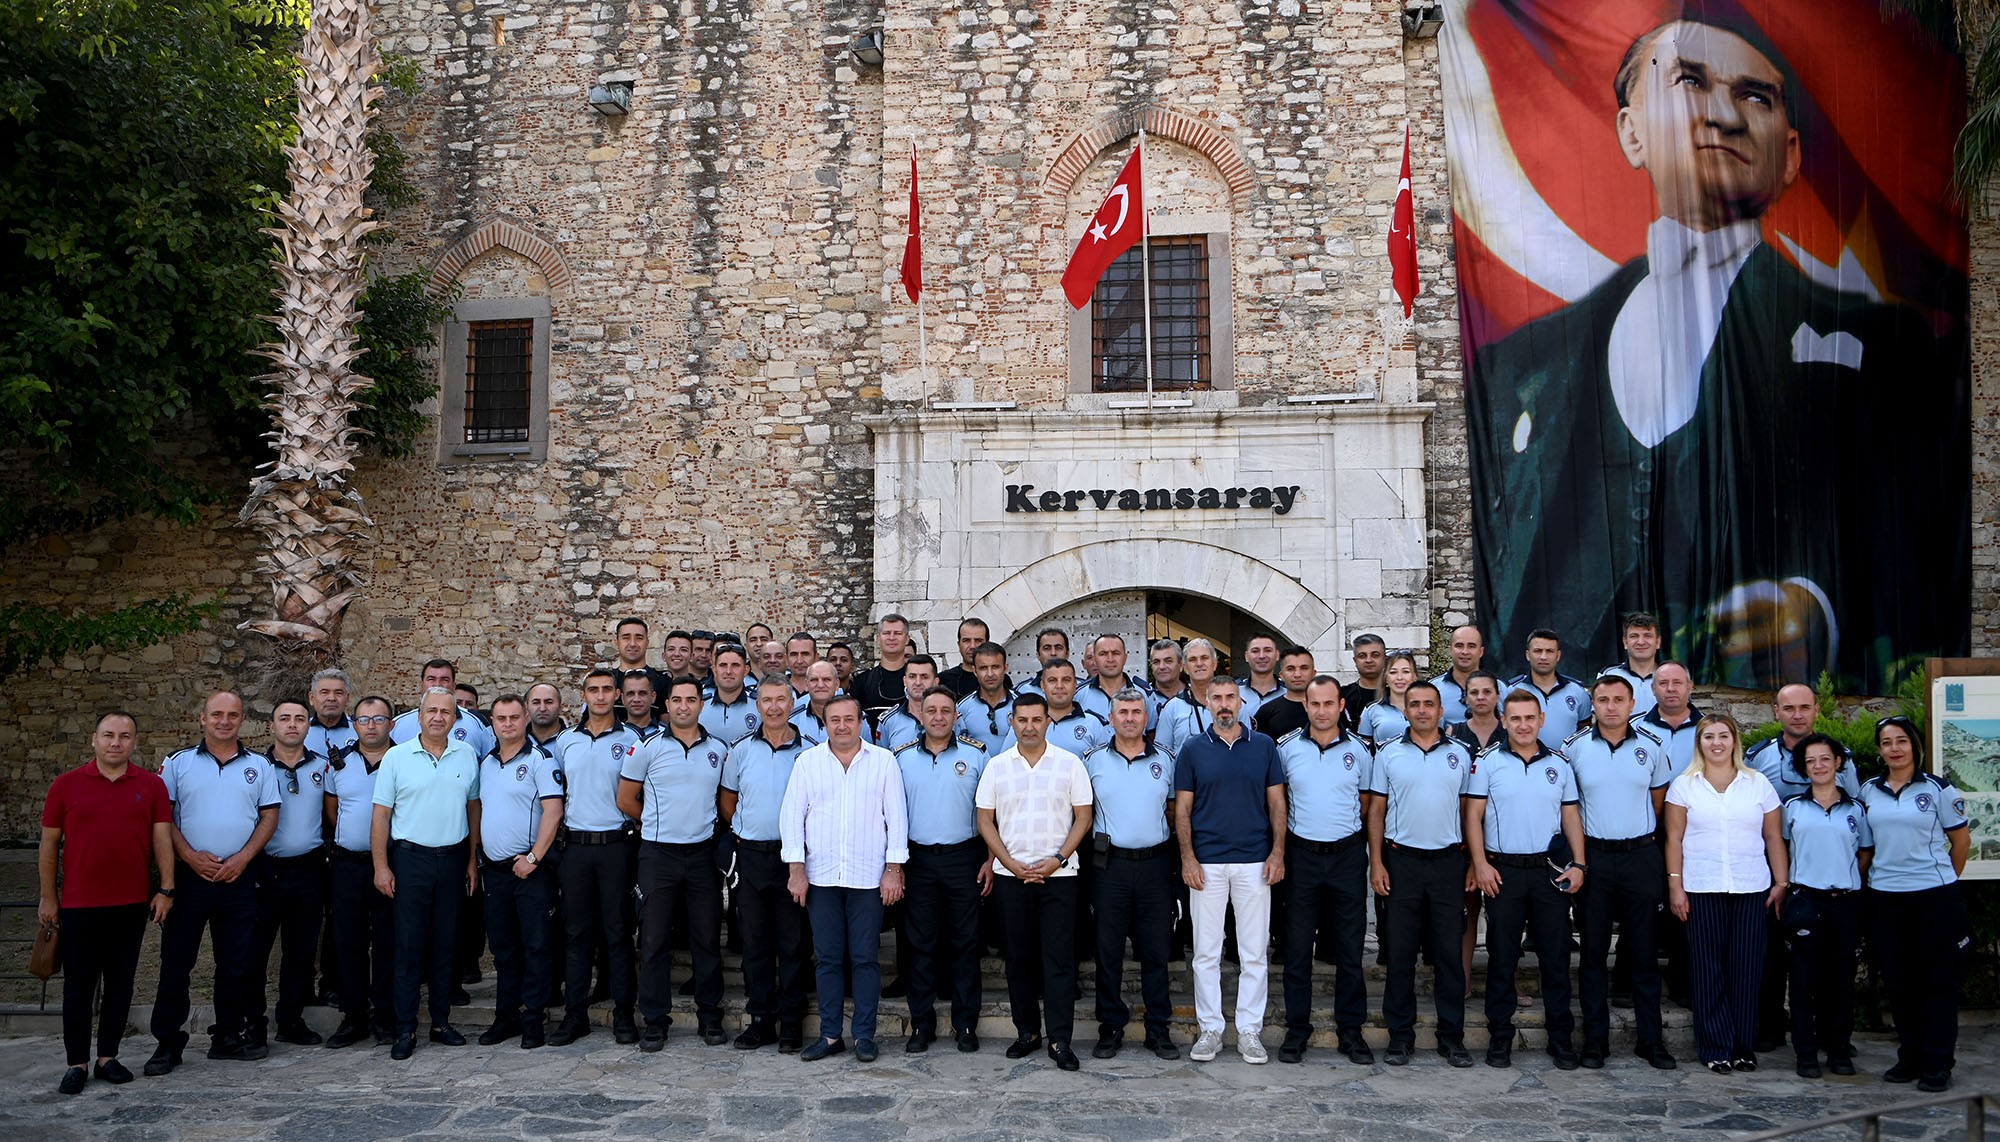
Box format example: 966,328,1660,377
353,271,454,458
1740,670,1928,778
0,591,223,678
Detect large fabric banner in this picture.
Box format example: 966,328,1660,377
1442,0,1971,694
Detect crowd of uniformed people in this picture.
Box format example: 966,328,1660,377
36,612,1972,1094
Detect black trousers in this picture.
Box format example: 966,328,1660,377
1094,848,1175,1041
735,846,810,1027
484,853,559,1023
561,838,637,1021
994,875,1078,1044
1482,856,1575,1044
251,851,326,1028
1869,883,1968,1075
1283,839,1368,1040
389,841,466,1035
1383,845,1467,1045
456,880,486,984
637,839,724,1027
1758,910,1790,1042
1787,888,1861,1062
1579,841,1664,1046
152,866,259,1042
61,903,147,1065
328,850,393,1027
906,839,986,1035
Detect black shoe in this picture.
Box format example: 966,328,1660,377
612,1016,640,1045
450,986,472,1007
93,1059,134,1085
1918,1072,1951,1093
1146,1036,1179,1060
906,1028,936,1054
1092,1032,1121,1060
521,1022,546,1050
1340,1040,1375,1066
799,1037,844,1061
245,1021,268,1051
855,1038,879,1062
143,1036,185,1077
881,977,908,998
1485,1042,1513,1069
1797,1059,1823,1079
274,1019,322,1046
1580,1042,1607,1069
778,1025,804,1054
1637,1042,1678,1070
208,1034,266,1062
59,1066,87,1095
430,1024,466,1047
1384,1042,1414,1067
1548,1040,1579,1071
547,1019,590,1047
956,1028,981,1053
1049,1042,1080,1071
1279,1035,1308,1065
326,1021,368,1050
391,1034,415,1060
1440,1043,1474,1068
640,1024,667,1053
1827,1055,1856,1076
698,1024,727,1047
479,1019,522,1046
1731,1055,1758,1073
1704,1059,1733,1075
737,1023,779,1050
1005,1034,1043,1059
1884,1060,1921,1083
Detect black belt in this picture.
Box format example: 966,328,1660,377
736,838,782,854
265,850,325,863
1800,885,1855,897
392,839,466,855
910,838,983,854
566,827,631,846
1586,835,1654,852
1108,841,1173,861
480,854,530,870
1388,842,1462,858
330,847,372,863
1486,851,1547,869
643,836,714,852
1289,831,1365,856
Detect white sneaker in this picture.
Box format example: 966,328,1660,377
1191,1029,1224,1062
1238,1030,1268,1065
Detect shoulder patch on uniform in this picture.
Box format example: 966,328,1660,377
1562,727,1593,748
892,739,922,754
1276,728,1305,745
1630,724,1663,746
957,733,987,751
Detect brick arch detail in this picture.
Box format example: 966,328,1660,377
426,217,574,294
1043,107,1255,201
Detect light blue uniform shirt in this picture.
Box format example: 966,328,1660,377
477,742,564,861
552,721,643,832
371,736,480,846
722,726,816,842
1857,773,1967,892
1083,739,1176,848
1599,663,1658,714
1506,674,1592,751
1076,675,1157,731
896,734,990,845
1357,701,1409,745
306,716,357,759
699,690,761,744
1564,724,1673,840
1367,733,1473,848
265,750,332,858
874,707,924,753
1464,743,1578,855
1637,706,1703,772
1276,729,1373,843
1782,792,1872,891
1746,736,1863,804
161,743,279,857
1236,679,1283,727
957,691,1017,755
391,705,495,759
1048,707,1112,757
1430,672,1470,723
790,707,828,742
620,727,727,844
323,745,384,853
1154,691,1213,759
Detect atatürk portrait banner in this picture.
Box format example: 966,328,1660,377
1442,0,1971,694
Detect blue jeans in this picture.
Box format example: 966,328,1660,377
807,885,884,1042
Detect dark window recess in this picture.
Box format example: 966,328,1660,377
464,319,533,444
1089,235,1211,392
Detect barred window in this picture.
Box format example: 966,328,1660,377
440,297,550,464
1089,236,1211,392
464,320,534,444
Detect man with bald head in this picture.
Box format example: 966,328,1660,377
1470,15,1963,693
1429,625,1486,723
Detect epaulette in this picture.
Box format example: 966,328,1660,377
1275,728,1305,746
956,733,987,752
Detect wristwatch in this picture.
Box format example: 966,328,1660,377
155,887,176,898
522,852,538,865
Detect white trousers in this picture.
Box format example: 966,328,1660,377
1190,861,1271,1034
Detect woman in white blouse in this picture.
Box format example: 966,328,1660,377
1664,714,1789,1075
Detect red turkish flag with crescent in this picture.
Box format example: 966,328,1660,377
1390,126,1417,317
900,141,922,303
1061,145,1147,309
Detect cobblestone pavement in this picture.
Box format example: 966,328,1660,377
0,1021,1994,1141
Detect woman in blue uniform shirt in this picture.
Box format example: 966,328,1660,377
1356,652,1418,745
1779,733,1871,1079
1857,715,1970,1093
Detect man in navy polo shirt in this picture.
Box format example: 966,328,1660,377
1174,676,1286,1066
147,691,279,1075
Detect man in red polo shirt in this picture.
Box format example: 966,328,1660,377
39,710,175,1094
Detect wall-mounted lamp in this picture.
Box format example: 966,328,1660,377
849,29,885,69
1401,3,1443,38
588,80,632,116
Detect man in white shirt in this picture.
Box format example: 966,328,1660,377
780,695,907,1064
975,693,1095,1071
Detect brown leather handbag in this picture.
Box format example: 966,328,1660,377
28,919,61,981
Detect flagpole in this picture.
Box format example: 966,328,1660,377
918,288,930,391
1137,129,1156,411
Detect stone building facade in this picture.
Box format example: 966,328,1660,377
0,0,1994,835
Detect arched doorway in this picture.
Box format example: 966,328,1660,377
1000,588,1273,681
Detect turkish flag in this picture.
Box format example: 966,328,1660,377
1061,144,1146,309
900,141,922,303
1390,126,1417,317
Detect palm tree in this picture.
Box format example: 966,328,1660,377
240,0,381,667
